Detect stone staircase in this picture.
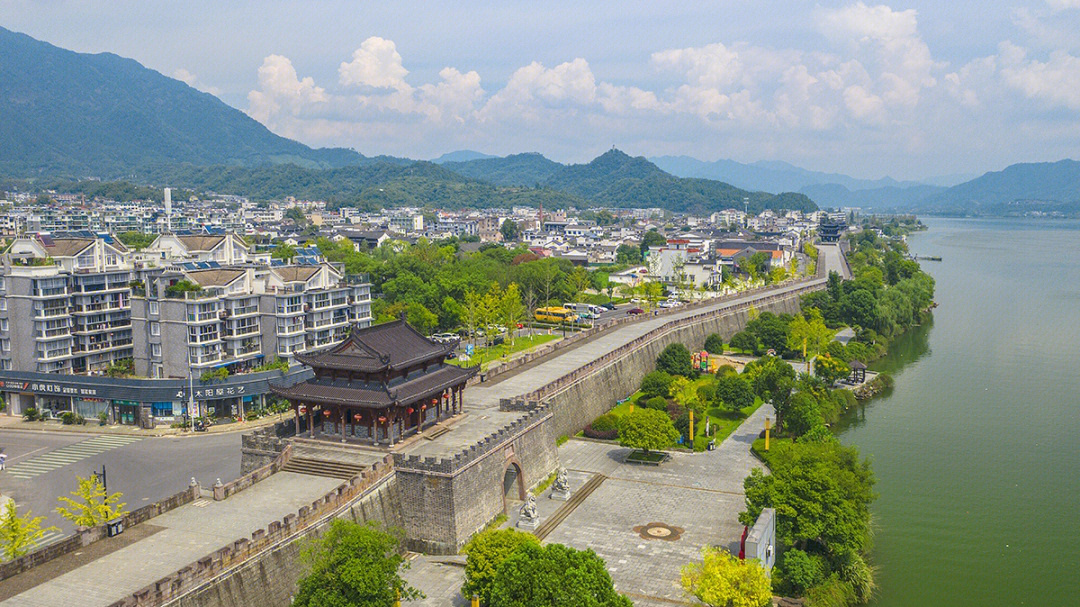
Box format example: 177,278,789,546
533,473,607,540
281,456,367,480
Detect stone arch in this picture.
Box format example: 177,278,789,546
502,459,526,514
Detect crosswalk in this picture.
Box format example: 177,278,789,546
3,435,143,480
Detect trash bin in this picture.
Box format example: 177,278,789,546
480,373,488,383
707,440,717,451
106,518,124,537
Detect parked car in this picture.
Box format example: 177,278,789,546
430,333,459,343
627,307,646,315
601,302,618,310
658,299,682,309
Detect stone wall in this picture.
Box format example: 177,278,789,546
166,477,403,607
393,408,557,554
240,419,300,473
215,445,292,501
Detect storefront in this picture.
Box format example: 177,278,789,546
112,400,140,425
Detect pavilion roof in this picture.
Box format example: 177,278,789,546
849,360,868,369
295,319,455,372
270,363,476,408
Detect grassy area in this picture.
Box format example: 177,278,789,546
531,471,558,496
750,436,794,467
449,333,560,371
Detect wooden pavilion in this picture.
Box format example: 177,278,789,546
271,319,477,446
849,359,867,384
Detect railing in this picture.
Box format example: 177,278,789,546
224,325,260,338
35,307,69,319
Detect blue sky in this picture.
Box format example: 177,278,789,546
5,1,1080,180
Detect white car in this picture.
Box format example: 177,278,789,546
658,299,683,308
430,333,459,343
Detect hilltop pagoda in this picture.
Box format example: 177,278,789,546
271,319,476,446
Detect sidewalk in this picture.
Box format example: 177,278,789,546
0,471,341,607
0,411,296,438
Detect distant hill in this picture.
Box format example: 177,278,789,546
0,26,368,177
430,150,498,164
650,155,934,194
917,160,1080,214
798,183,946,211
443,149,817,214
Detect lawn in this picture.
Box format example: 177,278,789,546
750,436,794,467
449,333,560,371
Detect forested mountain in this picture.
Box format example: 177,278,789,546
431,150,498,164
0,26,366,177
442,150,817,214
799,183,946,211
650,155,931,193
917,160,1080,214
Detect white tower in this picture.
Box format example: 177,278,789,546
164,188,172,233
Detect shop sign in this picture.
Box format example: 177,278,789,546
0,380,98,397
191,385,246,400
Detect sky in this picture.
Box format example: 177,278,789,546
5,0,1080,181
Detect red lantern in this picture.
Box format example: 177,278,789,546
323,409,332,418
298,406,307,415
353,413,362,422
378,415,387,423
421,404,427,411
443,393,450,400
407,407,414,415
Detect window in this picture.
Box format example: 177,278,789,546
0,319,7,331
1,339,9,352
151,343,161,357
149,301,159,315
150,322,160,336
0,298,5,311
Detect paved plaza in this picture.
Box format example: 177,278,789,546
406,404,774,606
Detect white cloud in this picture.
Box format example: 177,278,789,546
338,37,411,91
172,68,222,96
998,41,1080,109
246,55,327,123
1046,0,1080,10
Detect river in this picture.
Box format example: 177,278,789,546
834,218,1080,606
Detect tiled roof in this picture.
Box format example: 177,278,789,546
270,363,476,408
296,320,454,372
274,266,321,283
184,268,245,286
177,235,225,251
41,238,93,257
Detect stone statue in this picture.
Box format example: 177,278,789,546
550,466,571,501
517,495,540,529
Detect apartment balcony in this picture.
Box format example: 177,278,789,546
190,353,223,366
223,325,260,339
229,346,261,359
36,329,73,341
228,306,259,318
276,306,304,316
73,319,132,334
73,339,133,354
37,348,74,361
31,288,69,298
35,307,70,319
186,311,221,324
188,334,222,346
277,324,305,337
73,301,127,315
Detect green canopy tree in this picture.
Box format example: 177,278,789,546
462,528,539,605
787,309,832,360
681,547,771,607
714,374,755,414
292,520,422,607
656,343,693,377
490,542,632,607
619,408,680,454
703,334,724,355
814,354,850,385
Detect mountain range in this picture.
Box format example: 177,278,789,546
3,25,1080,217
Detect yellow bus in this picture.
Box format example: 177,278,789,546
534,306,579,323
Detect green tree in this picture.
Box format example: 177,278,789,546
714,374,755,413
680,546,771,607
619,408,680,454
55,475,127,527
285,207,307,225
500,219,520,241
292,520,422,607
669,376,702,415
116,231,157,250
703,334,724,355
728,331,758,354
499,283,526,345
786,309,832,360
746,312,789,354
741,440,876,555
0,501,58,560
640,370,674,400
656,343,693,377
640,230,667,256
813,354,850,385
462,528,540,605
490,542,632,607
783,392,824,437
615,244,642,265
271,243,298,261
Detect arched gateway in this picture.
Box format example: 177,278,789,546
270,320,477,445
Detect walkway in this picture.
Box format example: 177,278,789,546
0,472,341,607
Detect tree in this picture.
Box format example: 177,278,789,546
285,206,307,225
729,331,758,354
55,475,126,527
116,231,156,250
619,408,680,454
565,266,592,305
499,283,526,345
741,441,875,556
615,244,642,265
292,519,422,607
813,354,850,385
746,312,789,354
272,243,297,261
640,230,667,256
839,289,879,330
786,310,832,360
715,374,755,413
680,547,771,607
656,343,693,377
500,219,520,242
783,392,824,437
462,528,539,605
463,290,482,349
640,370,674,399
0,501,58,560
490,542,632,607
704,333,724,355
669,376,702,415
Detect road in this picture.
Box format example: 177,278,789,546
0,430,241,544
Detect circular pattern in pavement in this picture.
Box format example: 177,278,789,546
633,522,684,541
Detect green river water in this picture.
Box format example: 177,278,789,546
834,218,1080,606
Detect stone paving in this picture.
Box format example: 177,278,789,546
0,472,342,607
405,404,774,606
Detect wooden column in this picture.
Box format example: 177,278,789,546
293,404,300,436
307,405,314,438
340,406,346,443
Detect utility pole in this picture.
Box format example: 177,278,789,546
187,348,196,433
93,464,107,493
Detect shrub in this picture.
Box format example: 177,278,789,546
835,549,876,602
714,363,737,377
61,411,77,425
23,407,39,422
805,574,857,607
590,414,619,433
619,408,680,453
703,333,724,354
666,401,686,421
715,374,755,413
98,411,108,425
644,396,669,411
780,549,828,595
729,330,759,354
640,370,674,399
696,383,716,404
583,425,618,440
656,343,694,377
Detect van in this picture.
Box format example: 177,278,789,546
563,303,596,320
534,306,579,323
